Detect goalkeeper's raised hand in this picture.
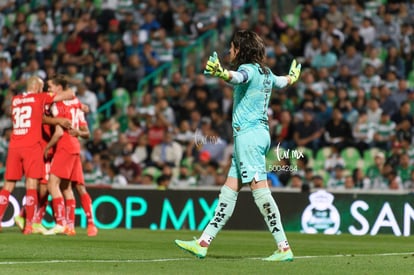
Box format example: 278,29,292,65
287,59,301,84
204,51,230,81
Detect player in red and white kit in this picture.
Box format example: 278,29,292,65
0,76,74,234
14,110,72,234
43,75,97,236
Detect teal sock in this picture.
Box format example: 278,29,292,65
252,188,289,249
202,185,238,242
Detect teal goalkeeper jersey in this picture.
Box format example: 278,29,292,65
232,63,287,135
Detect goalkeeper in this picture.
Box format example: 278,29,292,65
175,30,301,261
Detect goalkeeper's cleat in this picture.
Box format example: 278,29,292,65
32,223,47,234
22,225,32,235
262,249,294,262
87,225,98,237
14,215,25,231
65,226,76,236
175,239,208,259
43,224,67,235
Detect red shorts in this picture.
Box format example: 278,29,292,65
50,148,84,184
5,143,44,180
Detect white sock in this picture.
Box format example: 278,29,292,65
198,232,214,247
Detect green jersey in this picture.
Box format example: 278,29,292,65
232,64,288,135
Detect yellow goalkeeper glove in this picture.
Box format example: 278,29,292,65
204,51,230,81
288,59,301,84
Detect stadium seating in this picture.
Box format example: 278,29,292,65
340,147,363,172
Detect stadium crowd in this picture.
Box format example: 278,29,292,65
0,0,414,192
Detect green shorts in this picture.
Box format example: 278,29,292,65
228,127,270,184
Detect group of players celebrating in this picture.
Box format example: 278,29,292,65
0,75,97,236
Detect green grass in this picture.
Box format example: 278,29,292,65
0,227,413,275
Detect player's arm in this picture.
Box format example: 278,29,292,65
52,88,75,102
69,125,90,139
44,125,64,159
69,109,90,139
43,115,72,129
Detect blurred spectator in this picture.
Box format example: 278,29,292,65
391,101,413,132
352,167,370,189
326,164,346,189
310,41,337,72
151,131,183,169
147,114,169,148
35,22,54,57
157,174,172,190
279,27,302,57
391,79,410,107
366,151,387,189
288,173,304,189
344,26,365,53
210,109,232,144
100,117,119,147
386,168,404,190
324,146,345,176
396,153,413,187
108,133,131,166
366,97,383,125
338,44,363,76
293,108,323,153
170,162,197,188
343,175,356,189
103,163,128,186
359,63,381,94
325,2,344,30
193,150,214,186
76,82,98,115
270,42,294,76
131,133,151,168
311,174,325,189
192,0,217,36
353,111,374,157
139,41,160,76
379,85,399,116
377,11,400,49
303,35,321,67
359,17,376,46
383,46,405,79
83,160,103,185
150,28,174,65
362,47,383,72
0,57,11,91
121,54,145,94
196,117,227,162
86,128,108,156
155,97,176,127
373,112,396,151
324,107,353,152
117,148,142,184
272,109,295,149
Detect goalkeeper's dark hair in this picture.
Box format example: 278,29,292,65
49,74,68,89
230,30,269,74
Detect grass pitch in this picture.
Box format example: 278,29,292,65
0,227,413,275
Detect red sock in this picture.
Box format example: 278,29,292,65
65,199,76,229
33,194,48,223
80,193,94,226
0,189,10,221
52,197,66,226
25,189,38,226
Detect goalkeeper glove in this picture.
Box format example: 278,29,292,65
287,59,301,84
204,51,230,81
